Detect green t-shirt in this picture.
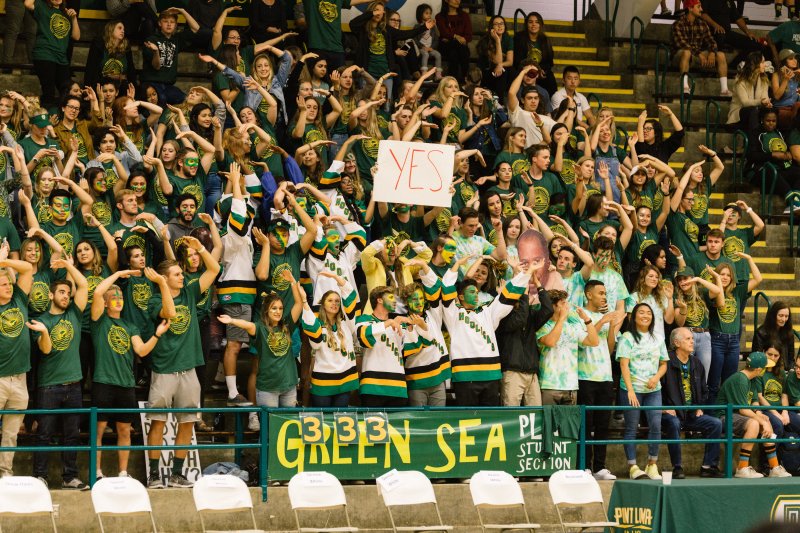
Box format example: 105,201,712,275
687,252,733,286
121,275,156,340
755,370,787,407
366,32,390,78
381,212,426,247
253,321,298,392
676,294,710,329
626,226,660,264
715,371,756,417
19,136,60,179
687,176,712,226
305,0,351,53
666,210,699,257
707,282,748,335
0,286,32,377
769,21,800,53
167,170,207,215
147,282,204,373
494,151,530,180
29,269,53,318
615,330,669,393
723,226,756,285
349,125,386,185
261,242,303,322
32,1,71,65
107,221,153,266
785,370,800,406
526,171,565,215
41,216,83,259
625,179,662,211
185,270,212,321
91,313,140,388
37,303,83,387
0,217,21,253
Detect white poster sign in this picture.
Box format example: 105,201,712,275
138,401,202,483
373,140,455,208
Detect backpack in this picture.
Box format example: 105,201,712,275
779,431,800,475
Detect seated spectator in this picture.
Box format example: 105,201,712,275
771,49,800,129
713,351,792,478
477,16,513,103
756,343,800,443
662,327,724,479
414,3,442,80
768,15,800,65
727,52,771,132
389,11,422,83
84,21,137,90
752,301,796,371
551,66,596,128
746,108,800,212
248,0,288,44
700,0,766,68
513,12,556,95
186,0,223,46
672,0,731,96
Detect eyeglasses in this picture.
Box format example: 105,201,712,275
684,197,695,203
64,104,80,111
643,126,654,131
389,17,400,22
492,22,505,26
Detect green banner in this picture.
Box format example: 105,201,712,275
267,409,578,480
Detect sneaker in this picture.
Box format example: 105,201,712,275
35,476,48,488
645,464,662,480
700,465,725,478
629,465,648,480
227,394,253,407
248,413,261,432
210,380,226,391
168,473,195,488
672,466,685,479
147,472,164,489
661,8,672,15
770,465,793,478
118,471,130,478
593,469,617,480
735,466,764,479
62,478,89,490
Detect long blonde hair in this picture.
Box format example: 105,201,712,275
103,21,128,56
251,53,275,88
432,76,462,107
319,290,347,352
634,265,667,310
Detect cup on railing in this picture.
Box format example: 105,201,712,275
662,471,673,485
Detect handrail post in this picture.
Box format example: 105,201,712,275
234,408,244,465
513,8,525,35
725,403,733,478
587,93,602,116
680,74,695,124
705,100,720,152
578,405,586,471
89,407,97,487
260,406,269,502
655,44,670,99
629,17,644,69
731,130,748,186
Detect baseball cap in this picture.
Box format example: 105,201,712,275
674,266,695,279
779,49,799,63
683,0,701,8
747,351,776,369
30,113,50,128
724,202,742,215
268,218,291,232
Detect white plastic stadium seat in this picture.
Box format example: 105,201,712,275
468,470,540,532
0,476,58,532
90,476,157,533
548,470,619,533
192,474,263,532
376,470,453,533
287,471,358,533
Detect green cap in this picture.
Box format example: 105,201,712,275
30,113,50,128
747,351,775,369
674,266,695,279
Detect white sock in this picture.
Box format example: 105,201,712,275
720,77,729,92
249,412,258,421
682,74,690,92
226,376,239,399
119,470,127,477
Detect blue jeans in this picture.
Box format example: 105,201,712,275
330,132,349,163
619,388,662,462
693,331,712,383
709,331,741,403
662,412,722,467
204,171,221,215
764,410,800,438
148,82,186,106
33,383,82,482
311,392,350,407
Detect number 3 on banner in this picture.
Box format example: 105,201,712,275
364,412,390,444
300,413,324,444
334,413,359,444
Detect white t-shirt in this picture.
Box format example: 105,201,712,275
551,89,591,123
509,105,556,147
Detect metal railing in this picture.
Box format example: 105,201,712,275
705,100,721,152
588,92,603,116
512,8,526,36
630,16,645,69
615,126,629,153
606,0,620,40
574,0,591,23
679,73,695,124
760,162,779,220
751,292,772,346
731,130,749,186
655,44,671,98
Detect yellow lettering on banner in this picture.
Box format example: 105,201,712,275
386,420,411,467
459,419,481,463
357,422,379,465
425,423,455,473
308,424,332,465
485,423,506,461
332,432,352,465
277,420,304,470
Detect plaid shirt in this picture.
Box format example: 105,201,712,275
672,13,718,54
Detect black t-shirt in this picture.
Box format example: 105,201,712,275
635,129,685,164
701,0,738,29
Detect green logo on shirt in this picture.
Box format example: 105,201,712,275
108,324,131,354
0,308,24,338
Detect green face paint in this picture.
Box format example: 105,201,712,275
51,198,71,218
184,157,199,168
441,241,457,264
462,286,479,307
382,293,397,312
325,230,341,253
395,204,411,214
549,204,566,216
272,229,289,248
131,182,146,193
406,289,424,314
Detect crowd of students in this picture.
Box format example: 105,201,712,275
0,0,799,489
